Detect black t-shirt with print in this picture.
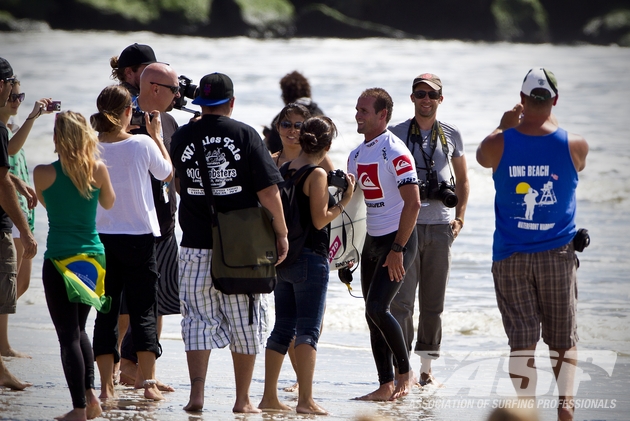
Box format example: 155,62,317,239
171,114,283,249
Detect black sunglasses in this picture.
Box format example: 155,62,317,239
413,90,441,100
9,93,25,102
279,120,303,130
3,77,16,86
150,81,179,95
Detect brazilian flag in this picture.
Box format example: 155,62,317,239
51,254,111,313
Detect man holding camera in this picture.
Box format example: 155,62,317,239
477,68,588,420
0,57,36,390
116,62,181,389
110,43,157,98
389,73,469,387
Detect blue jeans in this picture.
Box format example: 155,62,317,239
267,248,329,353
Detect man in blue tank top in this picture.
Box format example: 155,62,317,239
477,68,588,421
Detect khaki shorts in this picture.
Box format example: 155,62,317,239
492,242,578,350
0,232,17,314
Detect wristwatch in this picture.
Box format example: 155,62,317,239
391,242,407,253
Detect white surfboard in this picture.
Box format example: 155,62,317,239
328,188,367,271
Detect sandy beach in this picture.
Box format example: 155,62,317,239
2,311,629,421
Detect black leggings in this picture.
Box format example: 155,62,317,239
42,259,94,409
360,230,418,385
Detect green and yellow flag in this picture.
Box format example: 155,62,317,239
51,254,111,313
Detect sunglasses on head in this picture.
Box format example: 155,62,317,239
279,120,303,130
150,81,179,95
2,77,16,86
413,90,441,100
9,93,25,103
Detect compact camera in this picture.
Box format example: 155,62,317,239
328,169,348,191
46,101,61,112
173,75,197,110
419,170,458,208
130,108,154,127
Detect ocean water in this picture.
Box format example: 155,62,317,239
1,30,629,420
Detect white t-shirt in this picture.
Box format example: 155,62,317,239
347,130,418,236
96,134,172,236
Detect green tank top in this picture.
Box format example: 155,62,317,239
43,160,104,259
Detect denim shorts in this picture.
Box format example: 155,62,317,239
267,248,329,354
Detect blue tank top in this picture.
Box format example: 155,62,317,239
492,128,577,261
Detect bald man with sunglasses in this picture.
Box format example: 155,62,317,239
388,73,470,387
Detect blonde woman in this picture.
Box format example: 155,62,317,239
34,111,115,420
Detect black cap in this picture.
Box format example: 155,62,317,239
118,43,157,69
0,57,13,80
192,73,234,107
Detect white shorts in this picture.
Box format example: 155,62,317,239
178,247,268,354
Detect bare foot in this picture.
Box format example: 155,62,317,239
98,381,118,400
119,359,136,386
283,381,299,392
258,397,292,412
184,400,203,412
558,398,574,421
134,377,174,392
390,370,414,400
0,370,32,390
143,383,165,401
296,401,328,415
233,400,262,413
54,409,87,421
1,348,31,358
85,389,102,420
419,371,441,388
353,382,394,401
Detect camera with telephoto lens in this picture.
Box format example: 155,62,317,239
173,75,197,110
328,169,348,191
418,170,458,208
130,107,155,127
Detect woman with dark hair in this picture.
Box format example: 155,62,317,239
259,116,355,415
271,103,334,171
90,84,172,401
34,110,115,420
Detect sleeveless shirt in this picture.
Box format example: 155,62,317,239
492,128,577,261
43,161,104,259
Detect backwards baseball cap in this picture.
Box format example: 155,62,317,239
412,73,442,91
192,73,234,107
118,43,157,69
0,57,14,80
521,67,558,100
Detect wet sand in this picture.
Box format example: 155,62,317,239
2,317,629,421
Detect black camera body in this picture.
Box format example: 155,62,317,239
328,169,348,191
130,108,154,127
419,170,458,208
173,75,197,110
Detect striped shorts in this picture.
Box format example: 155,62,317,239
492,242,578,350
178,247,268,354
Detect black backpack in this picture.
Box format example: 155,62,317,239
277,162,318,269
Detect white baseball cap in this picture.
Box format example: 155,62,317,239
521,67,558,100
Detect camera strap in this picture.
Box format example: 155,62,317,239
406,119,456,186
